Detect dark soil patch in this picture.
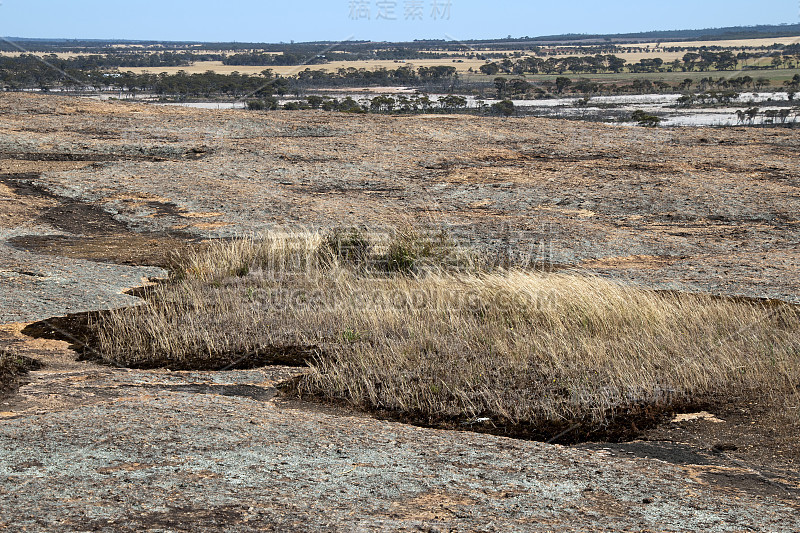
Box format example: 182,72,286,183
0,350,42,398
19,312,106,360
580,439,800,504
144,383,276,401
1,173,127,234
580,441,715,465
1,173,192,239
20,311,318,371
575,390,800,503
642,393,800,474
1,172,198,267
9,234,191,268
276,376,706,445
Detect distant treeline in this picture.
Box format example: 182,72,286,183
0,52,218,70
479,47,800,75
292,65,457,88
0,58,283,96
511,23,800,44
489,74,800,100
0,57,457,95
222,52,326,66
222,48,449,66
2,41,797,77
4,23,799,55
1,50,797,99
246,93,519,118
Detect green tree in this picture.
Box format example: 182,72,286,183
307,95,324,109
370,95,396,113
555,76,572,94
683,52,700,71
631,110,661,127
494,77,508,98
439,94,467,110
480,63,500,75
490,99,515,117
607,55,626,73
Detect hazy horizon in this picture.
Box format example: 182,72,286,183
0,0,797,44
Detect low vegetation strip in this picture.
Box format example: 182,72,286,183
90,230,800,441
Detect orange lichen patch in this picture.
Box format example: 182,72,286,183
468,199,494,209
107,193,175,205
0,183,56,227
0,323,69,354
97,461,181,474
178,212,224,219
672,411,725,423
0,160,95,174
387,490,477,520
580,489,631,518
188,222,233,230
559,208,596,218
438,167,533,185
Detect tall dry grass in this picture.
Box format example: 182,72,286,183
92,229,800,435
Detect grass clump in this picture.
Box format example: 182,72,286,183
322,227,373,270
90,229,800,440
383,228,457,273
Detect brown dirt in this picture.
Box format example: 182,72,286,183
1,92,798,530
1,172,195,268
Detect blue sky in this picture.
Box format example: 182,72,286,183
0,0,797,42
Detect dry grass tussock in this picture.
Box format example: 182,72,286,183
93,229,800,436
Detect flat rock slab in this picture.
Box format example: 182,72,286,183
0,330,798,533
0,241,164,324
1,93,799,532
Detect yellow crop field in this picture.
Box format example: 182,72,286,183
122,58,489,76
627,36,800,49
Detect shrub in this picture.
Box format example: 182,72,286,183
283,101,309,111
631,110,661,127
490,99,515,117
383,228,455,274
247,97,278,111
321,227,372,269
